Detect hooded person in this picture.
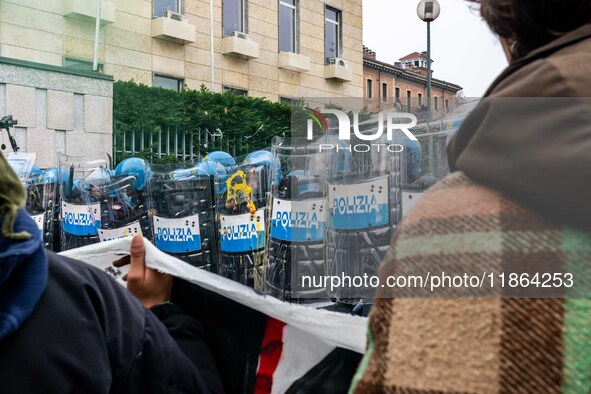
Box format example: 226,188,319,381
352,1,591,392
0,153,223,393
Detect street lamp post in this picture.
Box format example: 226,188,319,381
417,0,441,113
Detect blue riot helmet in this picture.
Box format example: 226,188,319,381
85,167,111,186
243,150,272,161
72,178,86,191
39,168,72,196
30,165,42,179
243,149,282,186
170,165,208,180
70,178,91,201
196,160,228,194
39,168,70,185
114,158,151,190
203,151,235,167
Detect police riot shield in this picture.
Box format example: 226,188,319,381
324,113,406,302
147,162,216,270
216,152,272,290
6,152,55,250
93,175,149,242
6,152,36,182
58,155,108,251
94,157,152,245
265,138,329,301
400,110,469,219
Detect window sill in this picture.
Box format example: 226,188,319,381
222,35,259,60
152,17,196,44
325,61,352,82
63,0,116,25
278,52,310,73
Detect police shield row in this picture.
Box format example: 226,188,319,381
7,129,448,302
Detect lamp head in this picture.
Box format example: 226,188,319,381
417,0,440,22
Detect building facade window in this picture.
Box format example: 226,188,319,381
366,79,373,98
406,90,412,111
395,87,401,101
153,74,183,91
324,7,341,64
382,83,388,102
434,96,438,111
64,57,103,73
280,96,296,105
153,0,183,17
418,93,423,108
223,0,247,36
279,0,298,53
445,98,449,111
223,86,248,96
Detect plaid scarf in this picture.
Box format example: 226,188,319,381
351,172,591,393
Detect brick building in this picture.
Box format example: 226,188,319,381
363,46,462,115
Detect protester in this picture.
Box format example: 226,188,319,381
0,153,224,393
352,0,591,392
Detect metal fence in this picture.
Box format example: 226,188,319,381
113,123,241,164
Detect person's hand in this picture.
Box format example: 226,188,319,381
113,235,173,308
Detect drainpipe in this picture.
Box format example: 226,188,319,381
93,0,101,71
378,69,381,112
210,0,215,91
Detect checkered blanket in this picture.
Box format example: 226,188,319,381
351,172,591,393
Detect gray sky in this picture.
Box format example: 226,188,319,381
362,0,508,97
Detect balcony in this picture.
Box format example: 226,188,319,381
324,58,352,82
63,0,116,25
222,33,259,60
152,12,196,44
278,52,310,73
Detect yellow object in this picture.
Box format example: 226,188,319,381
226,170,256,213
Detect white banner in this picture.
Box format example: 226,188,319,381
60,237,367,354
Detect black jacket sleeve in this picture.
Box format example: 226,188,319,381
46,252,221,394
150,304,225,394
0,252,223,394
120,306,213,394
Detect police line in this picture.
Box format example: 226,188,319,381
9,126,455,304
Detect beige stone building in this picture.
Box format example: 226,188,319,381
0,0,364,166
0,0,363,100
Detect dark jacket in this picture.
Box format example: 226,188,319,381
448,23,591,231
0,250,224,394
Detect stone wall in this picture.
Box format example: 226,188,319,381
0,57,113,168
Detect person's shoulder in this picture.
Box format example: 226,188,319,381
47,251,114,284
492,38,591,97
544,38,591,96
492,58,574,97
45,251,143,310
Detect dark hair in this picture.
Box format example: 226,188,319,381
469,0,591,58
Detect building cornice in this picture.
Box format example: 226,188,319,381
0,56,114,81
363,58,462,93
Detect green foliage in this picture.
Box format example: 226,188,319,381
113,81,292,164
